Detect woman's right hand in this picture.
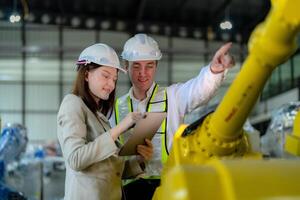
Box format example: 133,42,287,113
121,112,144,131
110,112,144,141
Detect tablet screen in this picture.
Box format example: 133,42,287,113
119,112,167,156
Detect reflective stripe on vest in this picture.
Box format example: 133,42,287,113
146,84,168,163
114,84,168,163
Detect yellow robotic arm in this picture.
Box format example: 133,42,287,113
154,0,300,199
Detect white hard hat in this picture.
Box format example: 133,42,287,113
121,33,162,61
76,43,126,73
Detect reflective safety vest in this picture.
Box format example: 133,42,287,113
114,84,168,177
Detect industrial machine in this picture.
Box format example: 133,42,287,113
0,123,28,200
153,0,300,199
261,101,300,157
0,124,65,200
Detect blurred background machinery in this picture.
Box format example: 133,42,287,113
261,101,300,157
0,123,27,199
0,123,65,200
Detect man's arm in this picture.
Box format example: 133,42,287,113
167,42,235,116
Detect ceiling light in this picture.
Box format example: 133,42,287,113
10,0,21,23
9,13,21,23
71,17,81,27
150,24,159,33
193,30,202,39
101,21,110,29
220,6,233,30
27,13,35,22
55,16,65,25
179,27,187,37
41,14,50,24
86,18,95,28
116,21,126,31
220,20,233,30
136,23,144,32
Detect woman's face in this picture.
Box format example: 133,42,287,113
85,66,118,102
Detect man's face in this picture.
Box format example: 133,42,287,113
127,60,157,93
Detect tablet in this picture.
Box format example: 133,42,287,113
119,112,167,156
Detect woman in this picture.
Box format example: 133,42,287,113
57,43,153,200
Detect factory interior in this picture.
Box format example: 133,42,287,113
0,0,300,199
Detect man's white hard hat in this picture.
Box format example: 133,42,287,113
121,33,162,61
76,43,126,73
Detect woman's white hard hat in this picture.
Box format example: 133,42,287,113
121,33,162,61
76,43,126,73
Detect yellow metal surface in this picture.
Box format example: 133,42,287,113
155,159,300,200
154,0,300,199
285,111,300,156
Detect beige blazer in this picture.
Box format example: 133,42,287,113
57,94,142,200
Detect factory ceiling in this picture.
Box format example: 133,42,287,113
0,0,270,43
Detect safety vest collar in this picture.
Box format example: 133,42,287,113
128,82,157,102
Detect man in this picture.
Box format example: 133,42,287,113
110,33,235,199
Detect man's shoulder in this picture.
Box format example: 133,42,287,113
156,85,167,92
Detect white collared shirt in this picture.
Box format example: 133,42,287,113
110,65,225,152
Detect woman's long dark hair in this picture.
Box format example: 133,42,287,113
72,63,116,118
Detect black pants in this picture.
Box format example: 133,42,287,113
122,178,160,200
